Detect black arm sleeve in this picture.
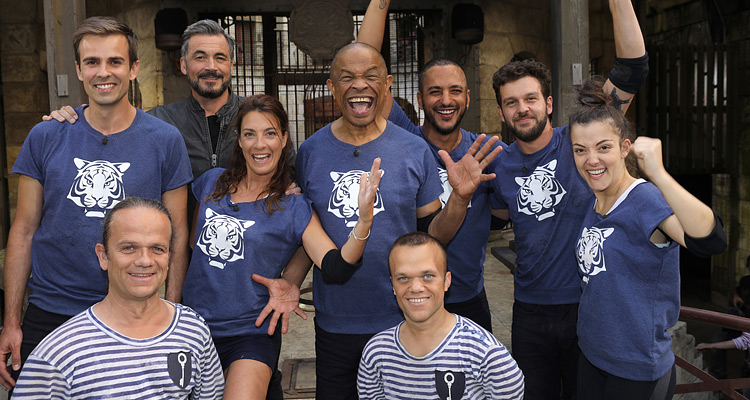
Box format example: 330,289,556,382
684,212,727,258
416,209,441,233
608,52,649,94
320,248,363,284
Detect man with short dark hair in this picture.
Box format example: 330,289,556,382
357,232,524,399
0,16,192,390
12,197,224,398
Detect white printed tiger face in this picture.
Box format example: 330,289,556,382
327,169,385,227
576,226,614,283
67,158,131,218
515,160,566,221
196,208,255,270
438,167,471,209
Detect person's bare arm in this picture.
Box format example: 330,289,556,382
601,0,646,114
696,340,739,351
0,176,43,389
162,186,189,303
358,0,394,118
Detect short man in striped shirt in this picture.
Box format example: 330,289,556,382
357,232,524,399
12,198,224,399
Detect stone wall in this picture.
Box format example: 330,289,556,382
0,0,48,219
646,0,750,301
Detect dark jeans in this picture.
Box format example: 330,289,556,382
314,319,375,400
512,300,579,400
445,288,493,333
577,354,676,400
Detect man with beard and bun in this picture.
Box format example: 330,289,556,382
356,0,504,333
488,0,647,398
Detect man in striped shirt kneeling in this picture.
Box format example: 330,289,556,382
357,232,524,399
12,198,224,399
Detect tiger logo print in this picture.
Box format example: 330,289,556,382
438,167,471,209
576,226,614,283
327,169,385,227
67,158,131,218
196,208,255,269
515,160,566,221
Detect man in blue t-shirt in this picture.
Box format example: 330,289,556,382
0,17,193,391
293,42,500,400
488,1,648,398
356,0,505,333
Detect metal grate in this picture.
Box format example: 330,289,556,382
207,11,428,150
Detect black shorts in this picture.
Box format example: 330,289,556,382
213,329,282,371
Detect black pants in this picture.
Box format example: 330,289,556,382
445,288,493,333
511,300,579,400
314,319,374,400
577,354,676,400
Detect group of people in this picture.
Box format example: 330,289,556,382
0,0,728,399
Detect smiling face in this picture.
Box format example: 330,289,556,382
418,65,469,136
76,34,139,109
389,242,451,325
181,34,233,99
95,207,171,303
238,111,288,181
327,44,393,128
571,120,632,194
497,76,553,143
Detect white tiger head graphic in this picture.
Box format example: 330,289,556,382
438,167,471,209
576,226,614,283
67,158,131,218
196,208,255,269
515,160,566,221
327,169,385,227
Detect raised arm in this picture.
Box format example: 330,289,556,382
162,185,189,303
602,0,647,114
358,0,394,118
0,176,44,389
632,137,724,254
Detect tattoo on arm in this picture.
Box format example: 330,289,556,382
379,0,388,9
609,88,630,112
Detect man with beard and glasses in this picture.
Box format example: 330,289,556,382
356,0,505,333
488,0,648,398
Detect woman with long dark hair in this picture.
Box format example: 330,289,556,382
569,78,726,400
182,94,382,399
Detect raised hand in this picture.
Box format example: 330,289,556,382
252,273,307,335
440,134,503,201
357,157,382,224
630,136,667,183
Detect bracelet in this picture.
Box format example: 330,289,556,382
350,226,371,241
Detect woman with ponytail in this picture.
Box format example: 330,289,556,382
569,78,726,399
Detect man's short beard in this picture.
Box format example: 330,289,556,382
189,73,230,99
424,107,466,136
505,113,548,143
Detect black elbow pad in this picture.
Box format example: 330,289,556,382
684,213,727,258
609,52,649,94
320,249,362,284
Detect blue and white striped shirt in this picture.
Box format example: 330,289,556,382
358,315,524,400
13,301,224,399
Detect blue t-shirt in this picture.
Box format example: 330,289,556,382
389,100,505,303
489,125,593,305
296,121,442,334
575,179,678,381
11,106,193,315
182,168,313,338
